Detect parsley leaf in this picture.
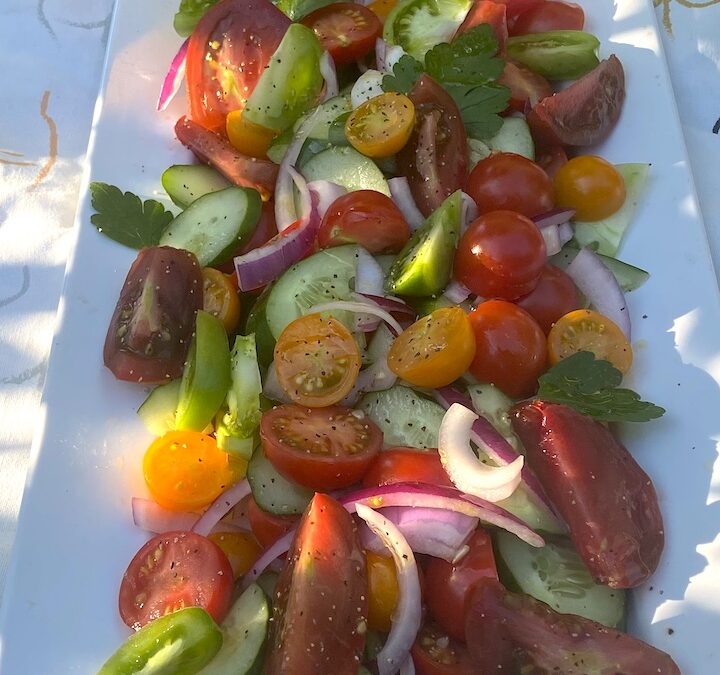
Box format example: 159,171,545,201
89,182,173,250
444,83,509,140
382,55,424,95
536,351,665,423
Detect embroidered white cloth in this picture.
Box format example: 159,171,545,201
0,0,718,600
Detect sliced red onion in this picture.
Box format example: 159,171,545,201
375,37,389,72
309,299,404,335
263,361,292,403
356,504,422,675
192,479,252,537
355,293,417,320
443,280,472,304
400,657,416,675
541,224,563,256
276,164,312,234
132,498,199,534
157,38,188,111
319,51,339,102
307,179,346,219
558,221,574,247
342,357,397,406
533,207,576,230
566,247,631,338
388,177,425,231
460,191,479,231
240,528,295,591
356,58,370,74
355,248,386,297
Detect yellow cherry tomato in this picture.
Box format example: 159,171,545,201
547,309,633,374
388,307,477,388
554,155,626,222
226,110,277,159
208,531,261,579
143,430,245,511
345,92,415,158
202,267,241,334
366,551,399,632
368,0,398,21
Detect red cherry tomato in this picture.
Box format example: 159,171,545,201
118,531,234,629
467,300,548,398
515,265,581,333
246,495,298,548
466,152,554,218
512,1,584,35
455,0,508,52
318,190,411,254
362,448,454,488
424,528,498,642
498,61,552,113
536,145,568,179
454,211,547,300
411,621,478,675
301,3,382,66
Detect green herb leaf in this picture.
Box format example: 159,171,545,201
444,82,509,140
90,182,173,250
536,351,665,423
382,55,425,95
173,0,219,37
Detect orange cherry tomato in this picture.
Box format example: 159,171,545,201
202,267,241,333
368,0,397,21
225,110,277,159
366,551,399,632
208,531,261,579
547,309,633,374
554,156,626,222
346,92,415,158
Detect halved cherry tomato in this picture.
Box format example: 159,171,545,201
346,92,416,158
511,1,584,35
498,61,552,113
494,0,543,19
515,265,581,333
547,308,632,374
301,3,381,66
536,144,568,179
425,528,498,642
118,531,234,629
554,155,626,221
366,551,399,632
274,313,361,407
455,1,508,52
466,152,555,218
246,495,298,548
318,190,411,254
143,431,244,512
467,300,548,398
260,404,382,490
225,111,277,159
208,531,261,578
362,448,454,488
388,307,476,388
454,211,547,300
202,267,241,333
368,0,397,21
411,621,478,675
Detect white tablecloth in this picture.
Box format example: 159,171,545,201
0,0,719,600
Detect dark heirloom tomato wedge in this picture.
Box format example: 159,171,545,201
528,55,626,147
455,0,508,52
185,0,291,133
498,61,552,112
511,401,665,588
246,494,298,548
465,579,680,674
264,494,368,674
511,0,585,35
362,448,454,488
411,621,478,675
104,246,202,384
118,531,234,629
397,75,469,217
536,144,568,179
260,404,383,490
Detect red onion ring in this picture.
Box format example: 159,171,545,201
388,177,425,231
319,51,339,102
192,479,252,537
157,39,188,111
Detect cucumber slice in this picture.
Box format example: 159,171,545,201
200,583,269,675
307,96,352,141
359,385,446,449
386,190,462,297
572,163,650,257
495,532,625,628
301,146,390,196
159,187,262,267
276,0,333,20
265,245,359,338
550,245,649,292
384,0,472,60
496,485,566,535
255,571,279,601
137,380,181,436
161,165,231,209
245,289,277,372
467,383,518,450
468,138,492,169
247,448,313,515
485,117,535,160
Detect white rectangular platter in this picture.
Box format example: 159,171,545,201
2,0,720,672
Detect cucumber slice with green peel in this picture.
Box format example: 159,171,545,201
137,380,181,436
245,289,277,372
301,146,390,195
162,165,231,209
467,383,519,450
159,187,262,267
495,532,626,628
200,584,269,675
359,385,446,449
308,96,352,141
550,245,650,292
247,448,313,515
496,484,566,535
468,138,492,169
276,0,333,20
255,571,279,601
385,190,462,297
572,163,650,257
485,117,535,160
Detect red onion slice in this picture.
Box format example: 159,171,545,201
558,221,574,247
566,247,631,338
541,224,563,256
355,293,417,319
375,37,389,72
356,504,422,675
309,299,404,335
443,280,472,304
307,180,346,219
263,361,292,403
400,657,416,675
319,51,339,102
533,207,576,230
240,529,295,591
460,191,479,232
157,39,188,112
355,248,386,297
132,498,198,534
193,479,252,537
388,177,425,231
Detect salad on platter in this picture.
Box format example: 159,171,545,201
90,0,681,672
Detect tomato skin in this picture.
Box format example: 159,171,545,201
498,61,552,113
202,268,241,333
318,190,411,254
467,300,548,398
397,75,469,217
493,0,544,19
466,152,555,218
225,111,277,159
511,1,584,35
362,448,454,488
515,265,581,333
455,1,508,52
411,621,478,675
118,531,234,629
346,92,416,158
185,0,290,133
208,531,261,578
246,495,298,548
454,211,547,300
466,578,680,673
425,528,498,642
366,551,399,632
260,404,383,490
301,3,381,66
368,0,397,21
265,494,368,673
104,247,202,384
536,144,568,179
511,401,665,588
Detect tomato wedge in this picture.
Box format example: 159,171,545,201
247,494,298,548
362,448,454,488
411,621,478,675
455,0,508,52
498,61,552,113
